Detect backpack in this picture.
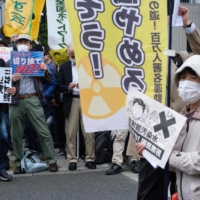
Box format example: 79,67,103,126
21,150,48,173
95,131,114,164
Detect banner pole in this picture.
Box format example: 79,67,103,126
164,0,174,200
28,0,35,36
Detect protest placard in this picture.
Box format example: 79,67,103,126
49,48,69,66
11,51,44,76
65,0,168,132
0,47,12,62
0,67,12,103
126,86,187,169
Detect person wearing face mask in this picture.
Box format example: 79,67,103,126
7,34,58,174
137,55,200,200
57,43,96,171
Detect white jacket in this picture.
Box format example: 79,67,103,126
169,105,200,200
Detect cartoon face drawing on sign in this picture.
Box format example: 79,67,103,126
131,98,146,120
140,105,149,123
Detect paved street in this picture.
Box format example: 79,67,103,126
0,171,138,200
1,149,138,200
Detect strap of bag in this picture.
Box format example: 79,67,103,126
21,150,39,172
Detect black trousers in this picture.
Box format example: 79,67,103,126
52,104,66,149
137,158,165,200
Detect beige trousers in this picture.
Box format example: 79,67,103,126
112,129,128,166
65,98,95,163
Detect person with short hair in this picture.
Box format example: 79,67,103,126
44,48,57,74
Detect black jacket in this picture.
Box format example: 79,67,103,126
0,59,8,122
57,61,74,118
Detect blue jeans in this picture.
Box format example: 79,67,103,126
0,112,9,171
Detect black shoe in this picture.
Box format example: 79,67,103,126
106,163,123,175
85,162,96,169
13,166,25,174
0,171,13,181
68,162,77,171
131,160,140,173
58,148,66,156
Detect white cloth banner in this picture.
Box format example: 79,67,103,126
0,67,12,103
46,0,72,50
0,47,13,62
126,86,187,169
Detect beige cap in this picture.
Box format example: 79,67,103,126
174,55,200,87
17,34,32,42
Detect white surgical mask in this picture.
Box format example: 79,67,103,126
17,45,29,52
178,80,200,104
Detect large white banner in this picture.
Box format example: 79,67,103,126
127,87,187,169
46,0,72,50
0,67,12,103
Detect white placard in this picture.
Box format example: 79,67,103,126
172,0,183,27
126,86,187,169
46,0,72,50
0,67,12,103
0,47,13,62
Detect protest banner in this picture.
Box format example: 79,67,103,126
3,0,45,40
65,0,168,132
49,48,69,66
0,47,13,62
46,0,72,50
127,86,186,169
0,67,12,103
11,51,44,76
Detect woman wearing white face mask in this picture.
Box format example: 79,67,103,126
136,55,200,200
167,55,200,200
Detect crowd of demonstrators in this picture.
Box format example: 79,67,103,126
0,4,199,200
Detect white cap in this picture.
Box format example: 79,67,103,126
174,55,200,87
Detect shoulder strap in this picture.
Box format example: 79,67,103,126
21,150,38,172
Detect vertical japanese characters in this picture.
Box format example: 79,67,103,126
75,0,105,79
0,68,12,103
56,0,68,48
112,0,145,94
149,1,163,103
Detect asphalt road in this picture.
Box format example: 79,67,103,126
0,171,138,200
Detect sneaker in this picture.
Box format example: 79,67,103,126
105,163,123,175
131,160,140,173
58,148,66,156
0,171,13,181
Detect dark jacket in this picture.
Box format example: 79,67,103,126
6,60,52,105
43,65,56,101
0,59,8,122
57,61,74,118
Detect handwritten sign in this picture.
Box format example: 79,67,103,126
0,67,12,103
127,87,187,168
11,51,44,76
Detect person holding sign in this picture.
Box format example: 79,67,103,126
7,34,58,174
137,55,200,200
0,58,13,181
